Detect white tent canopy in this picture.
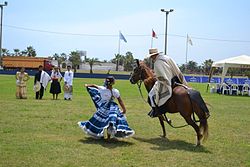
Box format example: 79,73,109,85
208,55,250,84
212,55,250,68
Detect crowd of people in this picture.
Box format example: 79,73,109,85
16,65,74,100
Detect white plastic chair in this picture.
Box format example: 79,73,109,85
216,83,221,93
230,84,238,95
241,84,250,96
221,83,230,95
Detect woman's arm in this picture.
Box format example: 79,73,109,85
84,84,99,89
59,72,63,82
24,73,30,82
15,72,19,80
117,97,126,114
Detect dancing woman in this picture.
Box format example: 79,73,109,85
78,76,135,139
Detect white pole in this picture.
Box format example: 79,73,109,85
185,34,188,64
151,37,153,48
118,31,121,54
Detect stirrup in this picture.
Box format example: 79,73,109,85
148,109,154,118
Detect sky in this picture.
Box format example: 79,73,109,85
2,0,250,65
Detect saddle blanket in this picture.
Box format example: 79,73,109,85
149,81,172,107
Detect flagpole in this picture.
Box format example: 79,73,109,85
118,31,121,54
185,34,188,64
151,37,153,48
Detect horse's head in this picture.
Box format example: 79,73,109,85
129,59,154,85
129,59,144,84
130,59,156,93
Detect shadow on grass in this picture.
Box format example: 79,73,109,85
78,137,134,149
133,136,212,153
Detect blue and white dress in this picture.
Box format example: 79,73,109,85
78,86,135,139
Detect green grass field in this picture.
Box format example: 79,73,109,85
0,74,249,167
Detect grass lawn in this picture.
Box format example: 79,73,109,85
0,74,249,167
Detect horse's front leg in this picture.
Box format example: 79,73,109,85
158,115,166,138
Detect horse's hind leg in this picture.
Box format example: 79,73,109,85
158,115,166,138
182,114,202,146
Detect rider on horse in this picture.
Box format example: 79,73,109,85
146,48,210,119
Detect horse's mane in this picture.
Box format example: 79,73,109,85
138,61,157,87
139,61,154,78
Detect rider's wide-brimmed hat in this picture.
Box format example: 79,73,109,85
145,48,162,58
33,81,41,92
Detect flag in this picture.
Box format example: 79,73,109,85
119,31,127,43
187,35,193,46
152,29,157,38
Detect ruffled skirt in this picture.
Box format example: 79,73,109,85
78,87,135,139
50,80,61,94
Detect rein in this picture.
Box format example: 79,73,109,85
163,114,190,128
163,113,200,129
136,78,148,104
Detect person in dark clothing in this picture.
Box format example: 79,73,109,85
34,65,50,99
34,65,44,99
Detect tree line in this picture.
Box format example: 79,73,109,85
50,51,135,73
2,46,37,57
1,46,249,77
178,59,249,77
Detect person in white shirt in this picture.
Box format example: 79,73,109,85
63,65,74,100
78,76,135,139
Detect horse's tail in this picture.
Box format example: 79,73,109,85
192,103,209,142
188,89,209,142
199,113,209,142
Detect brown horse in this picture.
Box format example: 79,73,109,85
129,60,208,146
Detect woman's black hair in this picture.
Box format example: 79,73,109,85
104,76,115,87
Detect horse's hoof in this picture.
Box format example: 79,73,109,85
199,134,203,140
196,141,201,146
160,135,166,138
159,135,169,141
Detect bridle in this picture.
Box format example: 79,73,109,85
136,71,148,104
131,60,148,103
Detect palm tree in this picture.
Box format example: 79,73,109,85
52,53,60,60
26,46,36,57
123,51,134,71
86,57,99,74
186,60,198,73
68,51,81,72
13,49,20,56
88,58,95,74
113,54,124,71
21,50,27,56
202,59,213,75
179,64,186,73
1,48,10,56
